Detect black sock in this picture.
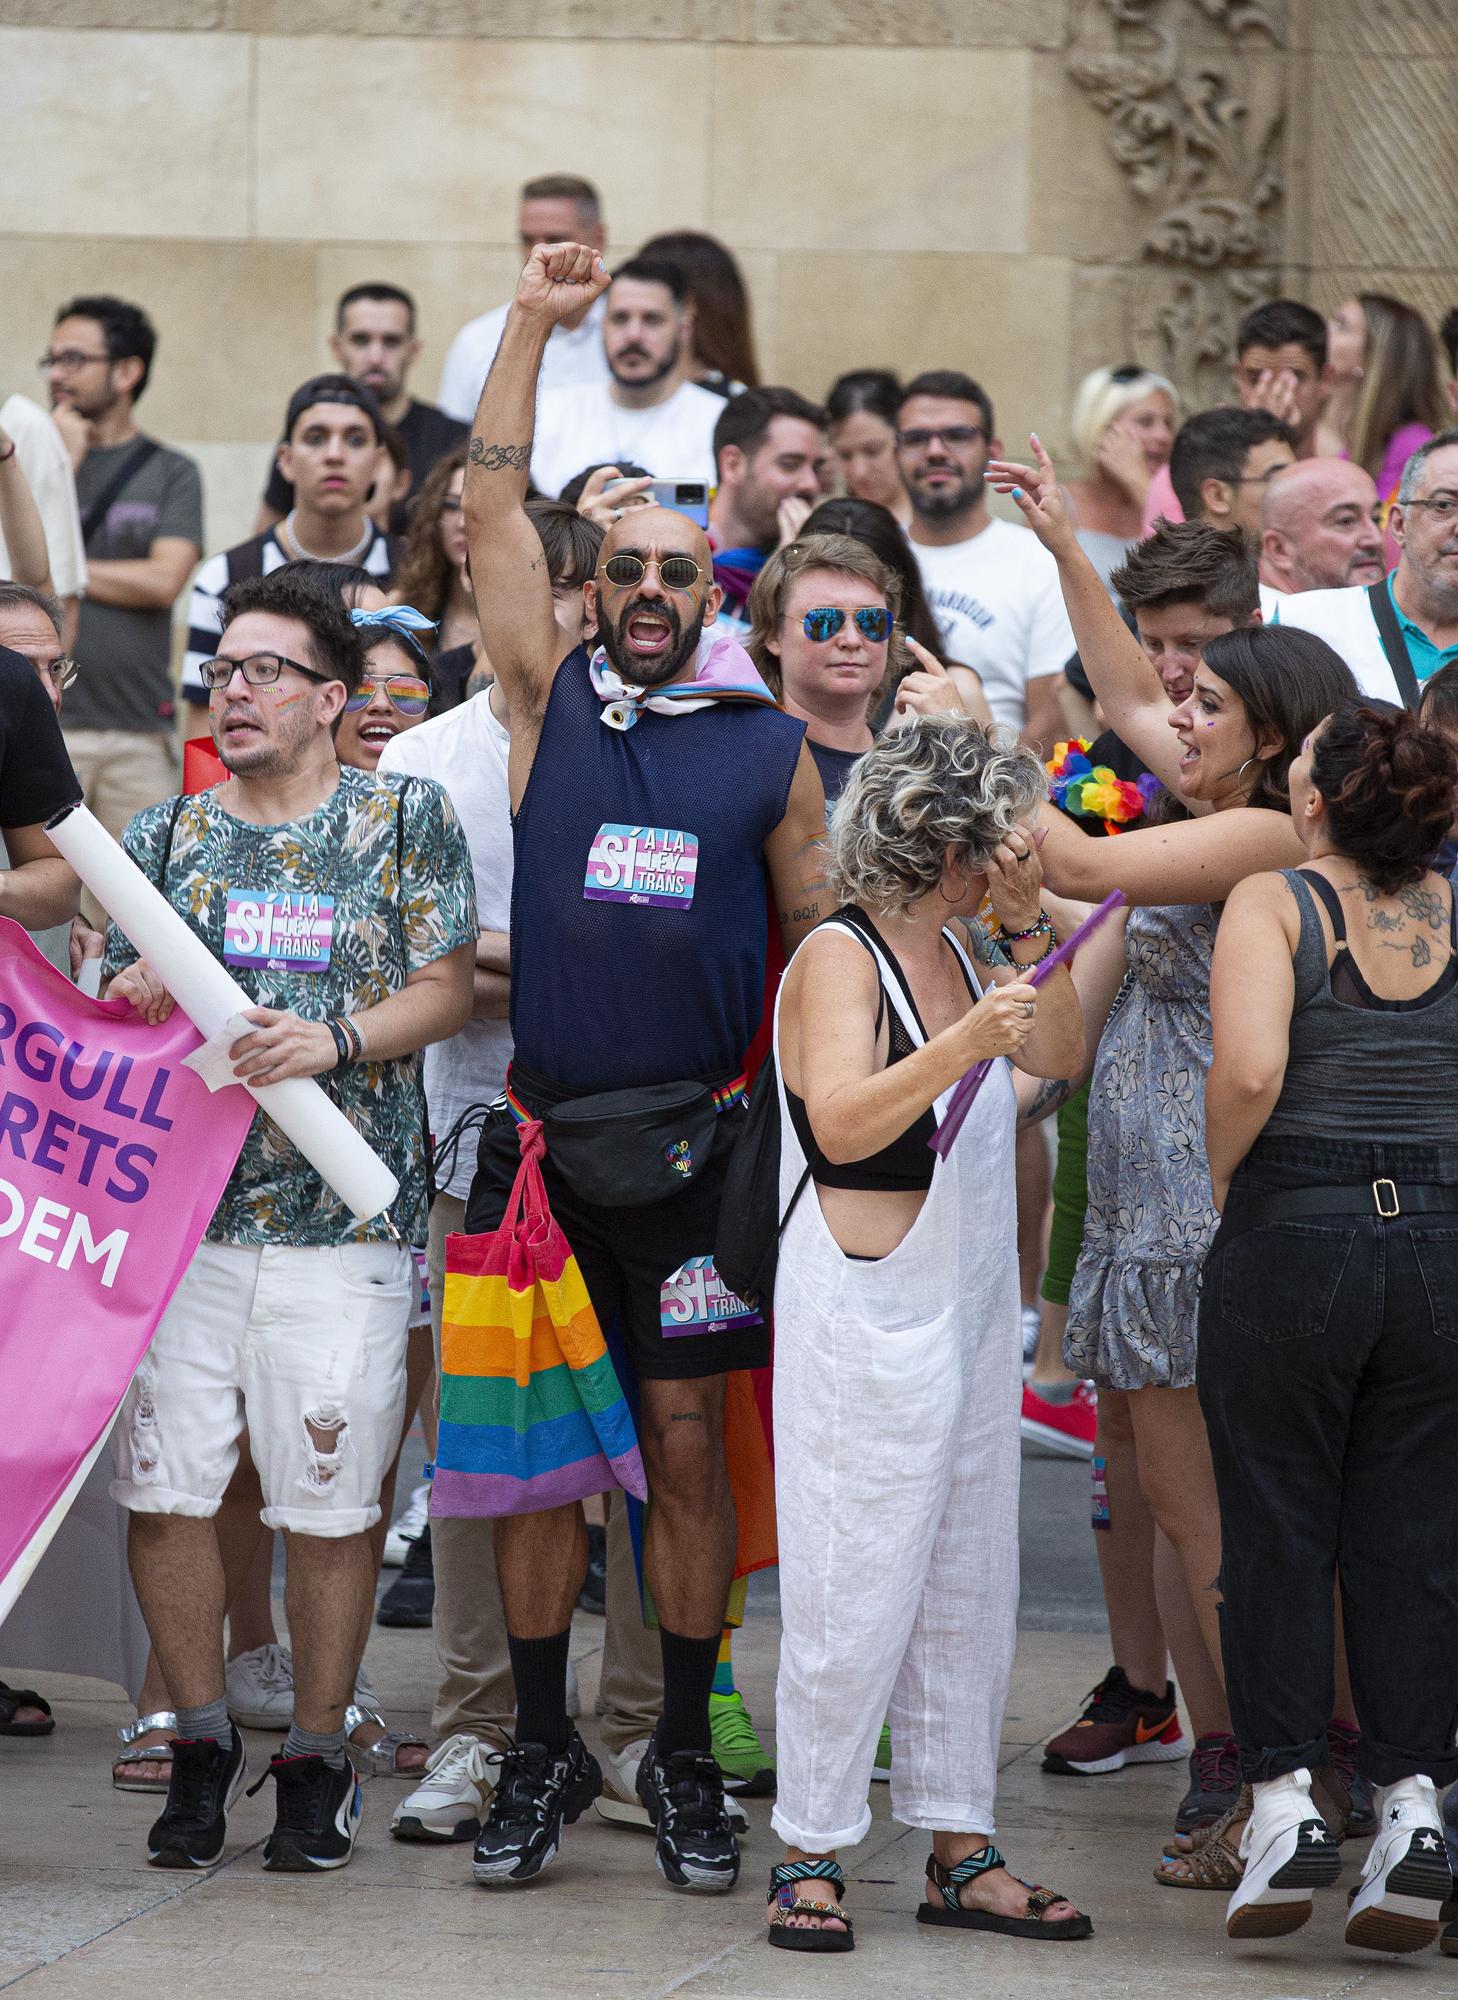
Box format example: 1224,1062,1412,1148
507,1629,571,1753
657,1627,722,1758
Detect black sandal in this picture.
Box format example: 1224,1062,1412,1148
917,1845,1092,1940
767,1859,855,1953
0,1681,55,1737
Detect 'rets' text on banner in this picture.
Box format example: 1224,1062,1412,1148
0,916,253,1621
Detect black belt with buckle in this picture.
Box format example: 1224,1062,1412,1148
1215,1179,1458,1248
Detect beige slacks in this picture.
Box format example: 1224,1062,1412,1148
426,1193,662,1753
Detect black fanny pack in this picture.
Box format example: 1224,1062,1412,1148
511,1065,729,1208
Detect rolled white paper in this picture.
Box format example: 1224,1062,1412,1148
47,803,399,1223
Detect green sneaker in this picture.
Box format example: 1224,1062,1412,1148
709,1691,776,1797
871,1724,891,1783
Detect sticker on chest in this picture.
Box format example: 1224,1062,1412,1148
584,823,699,909
659,1256,762,1337
223,889,335,971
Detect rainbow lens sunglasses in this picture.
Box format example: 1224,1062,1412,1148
802,606,893,644
343,673,431,716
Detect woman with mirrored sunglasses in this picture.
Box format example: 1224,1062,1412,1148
337,607,436,774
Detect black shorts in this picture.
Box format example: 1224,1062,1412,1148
465,1100,771,1382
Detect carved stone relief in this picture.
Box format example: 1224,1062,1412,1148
1067,0,1287,403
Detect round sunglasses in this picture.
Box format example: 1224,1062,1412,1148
801,606,893,644
343,673,431,716
599,553,704,591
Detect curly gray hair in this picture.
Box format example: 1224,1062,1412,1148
825,717,1047,916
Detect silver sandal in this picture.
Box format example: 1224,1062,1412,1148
343,1700,428,1778
113,1711,178,1793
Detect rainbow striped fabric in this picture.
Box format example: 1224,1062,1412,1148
433,1123,646,1517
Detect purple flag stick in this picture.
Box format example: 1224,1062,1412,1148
930,890,1126,1160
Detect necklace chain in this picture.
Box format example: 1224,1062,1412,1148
281,510,373,566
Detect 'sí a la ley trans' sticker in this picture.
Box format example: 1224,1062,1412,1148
660,1256,762,1337
224,889,335,972
584,824,699,908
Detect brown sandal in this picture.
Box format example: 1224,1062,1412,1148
1155,1787,1251,1889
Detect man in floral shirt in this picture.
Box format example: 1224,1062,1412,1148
102,568,474,1877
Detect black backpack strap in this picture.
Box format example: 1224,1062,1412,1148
1368,579,1421,711
392,775,437,1213
153,792,188,893
80,438,160,548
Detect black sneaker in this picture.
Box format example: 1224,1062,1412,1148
472,1732,602,1886
377,1522,435,1629
1175,1732,1242,1832
147,1731,247,1869
251,1753,363,1872
636,1733,741,1893
576,1522,607,1615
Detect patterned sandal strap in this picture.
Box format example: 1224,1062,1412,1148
925,1844,1006,1911
1024,1886,1069,1920
768,1859,846,1907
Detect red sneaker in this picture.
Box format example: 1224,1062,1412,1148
1020,1380,1097,1458
1043,1666,1190,1775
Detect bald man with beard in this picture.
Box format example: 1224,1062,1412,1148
457,240,826,1901
1260,457,1385,597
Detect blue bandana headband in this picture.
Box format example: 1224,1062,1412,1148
350,603,437,669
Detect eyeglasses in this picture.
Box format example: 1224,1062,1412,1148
896,426,987,451
197,652,329,690
32,656,80,690
801,607,893,644
36,349,111,375
344,673,431,716
599,553,704,591
1404,495,1458,520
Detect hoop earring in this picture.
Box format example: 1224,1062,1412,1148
1235,756,1258,790
938,878,963,905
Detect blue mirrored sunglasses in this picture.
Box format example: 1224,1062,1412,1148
802,606,893,644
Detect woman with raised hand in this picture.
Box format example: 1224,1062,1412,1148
987,432,1361,1878
1062,364,1178,592
1200,702,1458,1952
766,718,1089,1954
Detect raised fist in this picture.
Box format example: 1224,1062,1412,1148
515,242,611,327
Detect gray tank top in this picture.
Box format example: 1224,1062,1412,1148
1262,868,1458,1142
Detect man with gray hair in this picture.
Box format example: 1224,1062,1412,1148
0,579,74,716
437,175,609,421
1259,458,1385,599
1277,428,1458,704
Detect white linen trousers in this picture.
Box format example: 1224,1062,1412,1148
770,920,1022,1852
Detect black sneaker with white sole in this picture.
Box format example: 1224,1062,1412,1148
472,1732,602,1886
636,1734,741,1893
251,1753,363,1872
147,1732,248,1869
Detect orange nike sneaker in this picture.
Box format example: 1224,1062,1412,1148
1042,1666,1189,1776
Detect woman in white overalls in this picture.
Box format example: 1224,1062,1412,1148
766,718,1092,1953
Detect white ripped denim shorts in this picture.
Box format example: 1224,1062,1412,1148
111,1239,414,1538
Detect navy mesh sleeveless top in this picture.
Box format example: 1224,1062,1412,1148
509,648,806,1091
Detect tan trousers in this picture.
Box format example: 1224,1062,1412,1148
427,1193,662,1754
62,728,179,926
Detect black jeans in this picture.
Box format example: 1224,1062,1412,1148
1198,1133,1458,1788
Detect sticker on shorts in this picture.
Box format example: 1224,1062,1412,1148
584,824,699,909
660,1256,763,1337
223,889,335,971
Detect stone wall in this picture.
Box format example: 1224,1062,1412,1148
1,0,1448,549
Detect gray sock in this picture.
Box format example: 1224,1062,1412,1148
282,1721,348,1770
176,1698,233,1748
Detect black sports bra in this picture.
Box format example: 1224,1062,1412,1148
784,908,978,1194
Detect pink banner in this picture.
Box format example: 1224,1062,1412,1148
0,917,253,1605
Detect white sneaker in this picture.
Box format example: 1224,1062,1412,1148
1346,1773,1452,1954
1226,1766,1338,1938
390,1732,498,1844
383,1481,431,1567
593,1738,746,1834
225,1643,294,1730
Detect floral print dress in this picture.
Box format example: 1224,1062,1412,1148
1065,901,1217,1391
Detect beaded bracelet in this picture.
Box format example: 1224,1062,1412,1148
1002,910,1054,943
340,1015,364,1064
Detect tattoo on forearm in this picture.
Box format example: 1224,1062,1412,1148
669,1411,705,1424
1018,1077,1071,1128
468,438,531,471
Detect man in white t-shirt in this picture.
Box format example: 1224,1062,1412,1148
898,370,1073,748
438,176,609,425
1277,429,1458,703
0,394,86,644
529,258,723,501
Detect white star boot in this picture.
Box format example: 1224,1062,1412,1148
1226,1766,1341,1939
1345,1772,1453,1954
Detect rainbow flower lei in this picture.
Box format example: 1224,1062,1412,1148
1047,739,1160,835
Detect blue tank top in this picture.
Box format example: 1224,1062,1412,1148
510,647,806,1090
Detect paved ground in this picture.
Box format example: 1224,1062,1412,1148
2,1454,1451,1999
